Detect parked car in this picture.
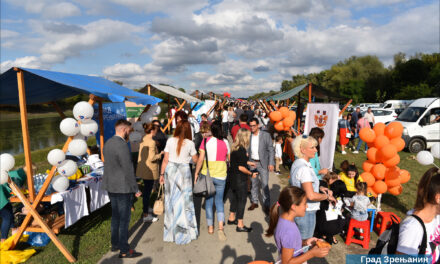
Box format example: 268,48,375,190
394,97,440,153
362,108,398,124
383,99,414,115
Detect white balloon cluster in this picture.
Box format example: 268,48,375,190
129,104,161,143
0,153,15,184
47,149,76,192
416,143,440,167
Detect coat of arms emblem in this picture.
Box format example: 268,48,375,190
314,110,328,128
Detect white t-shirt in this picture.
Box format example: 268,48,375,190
397,214,440,262
289,158,320,211
364,112,374,123
275,143,282,159
164,137,197,164
171,108,176,128
222,110,229,123
251,133,260,160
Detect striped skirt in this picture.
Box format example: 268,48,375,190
163,162,198,244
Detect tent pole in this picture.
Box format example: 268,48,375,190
147,84,151,95
297,91,301,132
339,99,353,116
167,95,170,134
162,100,186,133
309,83,312,103
98,101,105,160
15,68,35,202
50,102,66,119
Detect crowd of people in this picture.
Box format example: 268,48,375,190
97,101,439,263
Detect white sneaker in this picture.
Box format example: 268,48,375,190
353,150,359,154
341,151,347,155
364,150,368,153
143,215,158,223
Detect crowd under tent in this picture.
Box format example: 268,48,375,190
0,67,161,263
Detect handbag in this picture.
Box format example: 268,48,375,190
153,184,164,215
193,138,216,197
345,120,351,138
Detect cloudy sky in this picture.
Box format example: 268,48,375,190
1,0,438,97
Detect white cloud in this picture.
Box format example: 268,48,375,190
1,56,44,73
1,29,19,38
109,0,208,16
5,0,81,18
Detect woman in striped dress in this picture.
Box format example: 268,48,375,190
160,120,199,244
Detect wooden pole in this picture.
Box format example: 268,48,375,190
308,83,312,103
9,181,76,262
297,91,301,131
147,84,151,95
98,101,105,160
206,101,218,116
339,99,353,116
50,102,66,119
263,100,274,112
15,69,35,202
191,102,199,111
269,100,279,111
162,100,186,133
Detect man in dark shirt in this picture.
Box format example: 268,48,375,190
243,105,254,121
152,120,167,152
231,114,251,140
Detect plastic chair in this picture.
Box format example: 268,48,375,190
248,261,273,264
374,211,400,236
345,218,371,249
367,208,376,232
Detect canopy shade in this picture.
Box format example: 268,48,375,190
0,67,162,105
266,83,347,101
140,83,201,103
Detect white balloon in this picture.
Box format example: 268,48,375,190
0,153,15,171
57,160,78,177
80,119,98,136
60,118,80,137
431,143,440,159
129,131,142,143
51,175,69,192
416,150,434,166
47,149,66,166
73,101,94,121
68,139,88,156
0,170,9,185
133,122,144,132
154,105,161,115
74,134,88,141
140,112,153,123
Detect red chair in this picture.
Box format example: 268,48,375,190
374,212,400,236
248,261,273,264
345,218,371,249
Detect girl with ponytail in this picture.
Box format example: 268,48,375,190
265,186,330,264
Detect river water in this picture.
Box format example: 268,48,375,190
0,116,67,155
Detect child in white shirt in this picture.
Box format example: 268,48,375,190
275,136,283,174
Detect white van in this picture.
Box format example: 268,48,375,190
394,98,440,153
383,100,414,114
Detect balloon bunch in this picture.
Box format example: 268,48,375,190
269,107,296,132
223,92,231,98
0,154,15,185
415,143,440,166
358,122,409,197
130,104,161,143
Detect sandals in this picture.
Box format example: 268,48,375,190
208,226,214,234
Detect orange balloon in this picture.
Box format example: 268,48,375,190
372,164,387,180
361,172,375,187
367,142,375,148
362,161,375,172
274,121,284,131
390,137,405,152
380,144,398,160
388,185,403,196
284,126,291,131
269,111,283,122
385,169,400,187
383,154,400,167
373,180,387,194
399,169,411,184
366,148,379,163
374,135,390,149
385,122,404,139
367,187,377,197
288,111,296,120
359,127,376,143
279,107,289,118
283,117,294,128
373,123,386,136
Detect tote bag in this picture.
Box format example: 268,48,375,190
193,138,216,197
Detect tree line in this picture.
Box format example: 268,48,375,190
250,52,440,103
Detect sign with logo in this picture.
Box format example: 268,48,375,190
93,102,127,146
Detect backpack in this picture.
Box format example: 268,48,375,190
369,214,427,255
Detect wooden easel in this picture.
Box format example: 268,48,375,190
161,99,186,133
9,68,106,263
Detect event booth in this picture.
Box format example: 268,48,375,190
0,67,161,262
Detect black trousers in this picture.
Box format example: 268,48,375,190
229,180,247,220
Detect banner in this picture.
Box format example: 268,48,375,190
192,100,216,122
93,102,127,147
304,103,339,170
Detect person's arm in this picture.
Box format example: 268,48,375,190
159,152,169,184
118,141,139,192
267,133,275,170
150,143,163,162
194,149,205,183
280,245,329,264
302,182,328,201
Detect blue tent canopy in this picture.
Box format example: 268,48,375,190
0,67,162,105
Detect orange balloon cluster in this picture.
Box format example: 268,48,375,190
359,122,410,196
269,107,296,132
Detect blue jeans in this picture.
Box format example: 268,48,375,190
294,210,317,239
109,192,133,253
142,180,154,214
0,204,13,239
205,178,226,226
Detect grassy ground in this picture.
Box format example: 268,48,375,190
0,110,73,121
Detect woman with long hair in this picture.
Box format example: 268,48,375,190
194,120,229,240
227,128,255,232
338,114,351,154
309,127,328,180
397,167,440,261
289,135,336,241
160,120,198,244
136,123,163,223
266,186,330,263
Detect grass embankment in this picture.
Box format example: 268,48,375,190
0,111,73,121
